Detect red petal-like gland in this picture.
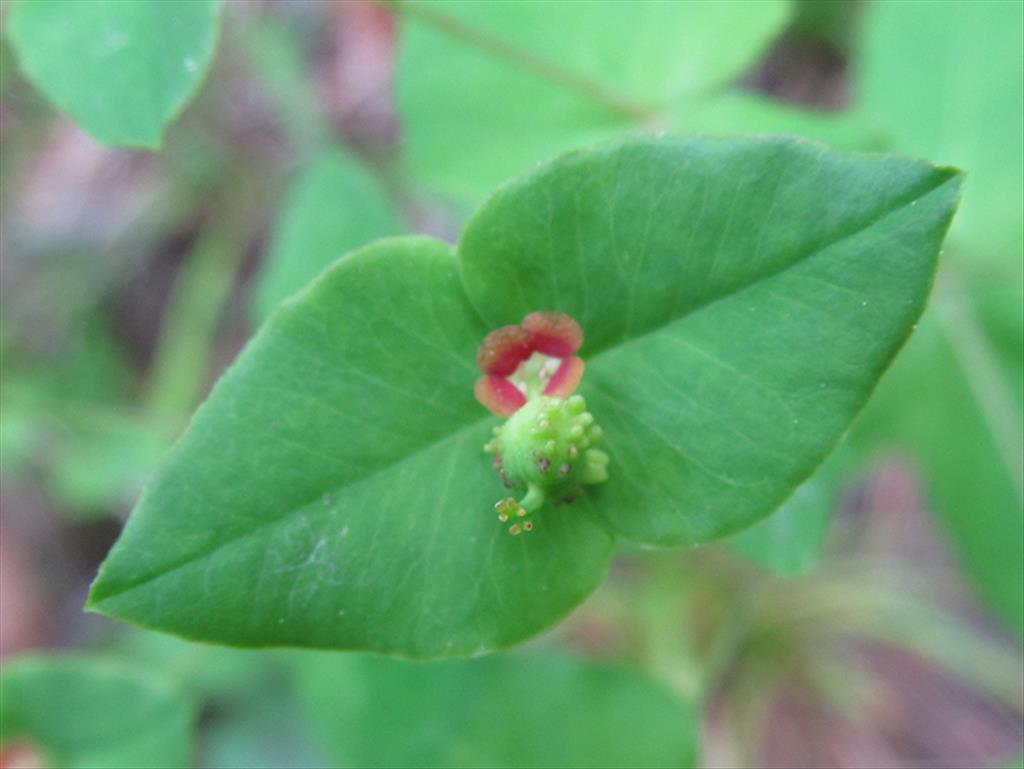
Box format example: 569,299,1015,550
544,356,585,398
475,375,527,416
522,311,583,358
476,325,533,375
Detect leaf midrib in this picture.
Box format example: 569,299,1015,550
91,166,956,606
395,0,656,121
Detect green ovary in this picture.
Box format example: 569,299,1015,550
485,394,609,533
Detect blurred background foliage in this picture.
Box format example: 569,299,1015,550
0,1,1021,767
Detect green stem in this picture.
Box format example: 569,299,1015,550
163,645,216,690
697,586,759,707
934,269,1024,500
387,0,656,123
767,579,1024,711
0,383,170,434
142,208,253,432
519,483,546,514
636,557,705,704
235,15,329,161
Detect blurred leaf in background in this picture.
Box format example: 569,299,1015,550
727,444,851,576
0,656,194,768
251,148,401,324
295,651,697,768
199,675,327,769
852,0,1024,636
858,0,1023,268
6,0,222,148
397,0,790,207
108,630,329,768
45,417,167,517
0,314,163,518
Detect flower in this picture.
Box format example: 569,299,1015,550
473,312,586,416
473,312,608,535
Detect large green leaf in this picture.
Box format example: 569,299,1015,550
0,656,194,769
88,137,960,655
460,137,959,544
295,651,697,768
251,149,401,324
397,0,790,206
726,473,830,576
90,236,615,656
6,0,221,148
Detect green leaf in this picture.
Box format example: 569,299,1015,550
460,137,960,545
727,445,847,576
0,316,162,518
251,149,401,324
111,631,330,767
6,0,221,148
0,656,194,769
397,0,789,206
200,675,328,769
90,236,615,656
0,399,37,480
35,314,135,406
295,651,697,768
857,0,1024,265
88,137,960,656
47,418,167,517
